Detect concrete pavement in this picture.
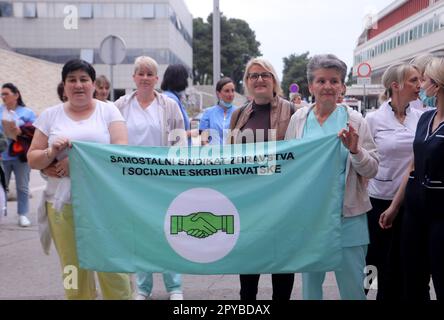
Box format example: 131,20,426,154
0,169,377,300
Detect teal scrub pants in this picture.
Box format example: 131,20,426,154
302,245,368,300
136,272,182,296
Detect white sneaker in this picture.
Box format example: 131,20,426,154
169,293,183,300
135,293,152,300
18,216,31,227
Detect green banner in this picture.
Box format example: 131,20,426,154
70,135,344,274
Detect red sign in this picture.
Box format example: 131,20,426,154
357,63,372,77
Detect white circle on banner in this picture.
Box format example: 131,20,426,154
164,188,240,263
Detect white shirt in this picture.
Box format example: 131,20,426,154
409,99,434,113
365,101,422,200
34,100,125,206
121,98,163,147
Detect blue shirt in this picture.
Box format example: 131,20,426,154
163,91,190,145
0,104,36,161
199,104,237,145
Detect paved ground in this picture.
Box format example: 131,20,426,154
0,169,380,300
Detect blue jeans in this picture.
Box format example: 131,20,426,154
136,272,182,296
3,159,30,216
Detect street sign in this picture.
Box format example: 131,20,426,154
357,62,372,78
99,35,126,65
289,83,299,93
357,77,371,85
99,35,126,101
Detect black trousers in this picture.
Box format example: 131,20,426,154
402,179,444,300
366,197,403,300
239,273,294,300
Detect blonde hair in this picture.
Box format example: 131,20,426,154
410,53,434,75
424,57,444,88
95,75,110,88
380,63,418,102
243,57,283,97
134,56,158,75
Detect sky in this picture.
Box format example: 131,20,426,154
184,0,392,80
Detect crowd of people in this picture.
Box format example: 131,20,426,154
1,50,443,301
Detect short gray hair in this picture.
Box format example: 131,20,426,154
134,56,158,75
307,54,347,84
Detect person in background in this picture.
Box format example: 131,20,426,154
200,77,238,145
0,132,7,223
285,54,378,300
161,64,191,145
290,92,302,104
114,56,186,301
380,57,444,300
0,83,36,227
94,75,111,103
410,53,435,111
27,59,132,300
228,57,296,300
365,63,422,300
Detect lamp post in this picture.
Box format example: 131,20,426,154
213,0,221,85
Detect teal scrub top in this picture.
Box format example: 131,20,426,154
303,106,369,247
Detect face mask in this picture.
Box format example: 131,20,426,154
219,100,233,109
419,88,437,108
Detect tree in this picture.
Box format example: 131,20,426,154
192,14,261,90
346,67,354,86
281,52,310,99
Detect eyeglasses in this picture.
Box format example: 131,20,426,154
247,72,273,81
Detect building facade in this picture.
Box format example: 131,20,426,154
0,0,192,94
351,0,444,108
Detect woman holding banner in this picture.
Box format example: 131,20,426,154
285,54,378,300
228,57,296,300
27,59,132,300
114,56,186,300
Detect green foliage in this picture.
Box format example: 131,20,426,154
192,13,261,90
281,52,310,99
346,67,354,86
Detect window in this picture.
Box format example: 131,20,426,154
155,3,168,18
0,1,12,17
93,4,103,17
434,15,439,32
142,4,154,19
80,49,94,64
418,24,423,38
37,2,48,18
115,4,128,18
54,3,66,18
103,4,114,18
428,19,433,33
79,3,93,19
23,2,37,18
440,14,444,29
131,4,142,18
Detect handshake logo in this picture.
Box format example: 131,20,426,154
170,212,234,238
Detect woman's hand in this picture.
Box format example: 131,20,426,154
49,137,71,158
379,206,398,229
338,123,360,154
42,161,59,178
54,157,70,178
